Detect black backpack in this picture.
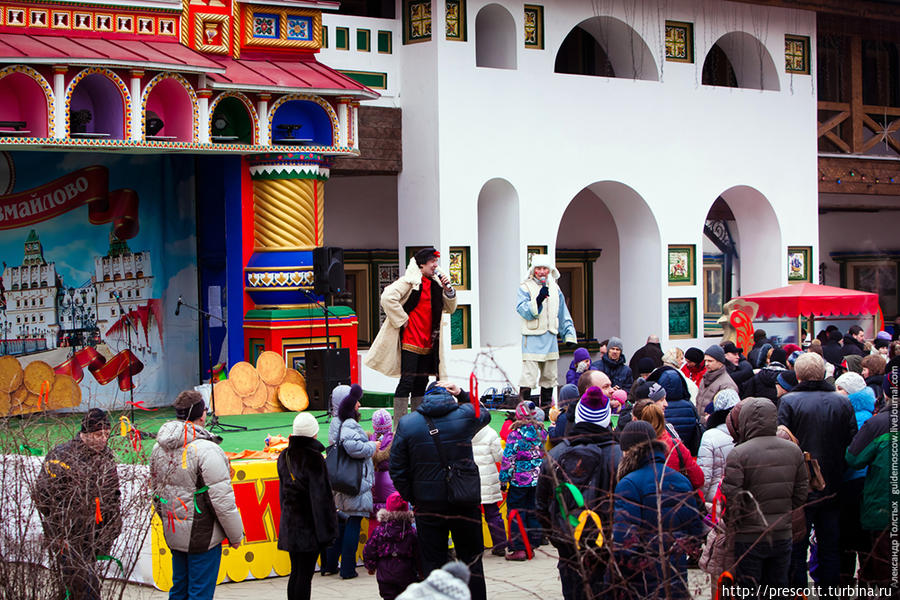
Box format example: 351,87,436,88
547,441,621,549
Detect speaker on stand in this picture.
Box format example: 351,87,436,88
304,348,351,412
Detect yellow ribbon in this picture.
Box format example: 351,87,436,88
573,510,604,550
119,416,132,437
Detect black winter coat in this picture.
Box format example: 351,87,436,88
277,436,339,553
726,358,754,393
591,354,634,390
628,342,663,376
777,380,858,503
742,363,787,404
822,340,844,368
842,336,865,357
389,389,490,511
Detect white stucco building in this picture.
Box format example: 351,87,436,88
316,0,898,391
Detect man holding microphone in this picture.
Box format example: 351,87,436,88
516,254,577,407
365,246,457,425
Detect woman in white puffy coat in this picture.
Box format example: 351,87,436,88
696,389,739,506
472,419,506,554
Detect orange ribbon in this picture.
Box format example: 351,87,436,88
38,380,50,410
469,372,479,419
94,497,102,524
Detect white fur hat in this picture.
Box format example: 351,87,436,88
292,412,319,438
528,254,560,280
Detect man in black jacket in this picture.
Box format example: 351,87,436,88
723,341,753,394
537,388,621,600
842,325,866,357
822,328,845,370
389,383,490,600
778,352,858,592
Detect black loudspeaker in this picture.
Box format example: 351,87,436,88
313,247,344,295
304,348,351,411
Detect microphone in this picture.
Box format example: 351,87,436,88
175,296,182,316
434,267,451,289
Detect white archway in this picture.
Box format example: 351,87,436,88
702,32,780,91
555,16,658,81
556,181,662,349
477,178,520,347
475,4,517,69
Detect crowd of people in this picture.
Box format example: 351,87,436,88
30,320,898,600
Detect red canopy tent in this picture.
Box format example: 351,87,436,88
733,283,881,319
732,283,883,343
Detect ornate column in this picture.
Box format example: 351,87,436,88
52,66,67,138
197,84,212,144
336,97,351,148
256,94,270,146
129,70,143,142
241,152,358,381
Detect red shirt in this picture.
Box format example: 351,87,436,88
401,277,433,353
682,363,706,387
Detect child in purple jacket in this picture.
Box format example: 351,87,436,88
363,492,422,600
500,400,547,561
369,409,397,513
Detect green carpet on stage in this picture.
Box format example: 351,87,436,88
2,406,617,462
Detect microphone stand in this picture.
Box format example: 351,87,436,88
176,298,246,433
303,291,340,423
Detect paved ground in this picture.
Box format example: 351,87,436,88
121,547,713,600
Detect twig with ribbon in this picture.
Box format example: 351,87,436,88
506,508,533,559
469,372,480,419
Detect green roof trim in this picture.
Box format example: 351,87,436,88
245,306,356,320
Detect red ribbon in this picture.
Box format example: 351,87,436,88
126,400,158,412
128,428,142,452
94,497,102,524
506,508,533,559
469,372,479,419
715,571,734,600
38,380,50,410
54,347,143,391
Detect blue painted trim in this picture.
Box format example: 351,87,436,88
224,155,245,365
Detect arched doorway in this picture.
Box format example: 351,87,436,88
701,32,780,91
477,178,520,348
475,4,517,69
555,16,658,81
701,186,782,334
555,181,662,350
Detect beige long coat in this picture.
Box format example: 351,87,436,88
364,257,457,379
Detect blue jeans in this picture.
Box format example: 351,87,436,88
790,504,841,589
324,515,362,578
506,486,540,552
169,545,222,600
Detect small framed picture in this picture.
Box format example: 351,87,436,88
527,245,548,269
448,246,470,290
788,246,812,283
668,245,696,285
668,298,697,339
450,305,471,349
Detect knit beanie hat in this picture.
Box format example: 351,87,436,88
337,384,363,422
330,384,351,417
705,344,726,365
515,400,537,421
637,357,656,374
712,388,740,412
635,382,666,402
292,412,319,438
611,389,628,406
776,371,798,393
81,408,111,433
788,350,802,366
535,407,545,423
783,343,802,356
397,561,471,600
386,491,409,513
575,386,611,427
559,384,580,405
876,330,892,341
619,420,657,452
769,348,788,365
836,372,866,396
573,347,590,363
608,337,624,351
372,408,392,434
721,341,741,356
685,347,704,364
174,390,206,421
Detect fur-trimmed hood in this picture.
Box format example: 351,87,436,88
377,508,415,523
402,257,428,287
525,254,560,280
617,439,668,481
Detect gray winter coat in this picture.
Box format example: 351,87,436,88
150,420,244,552
329,416,377,517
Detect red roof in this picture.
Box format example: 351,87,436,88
0,33,223,74
207,56,378,99
733,283,881,319
0,33,378,98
